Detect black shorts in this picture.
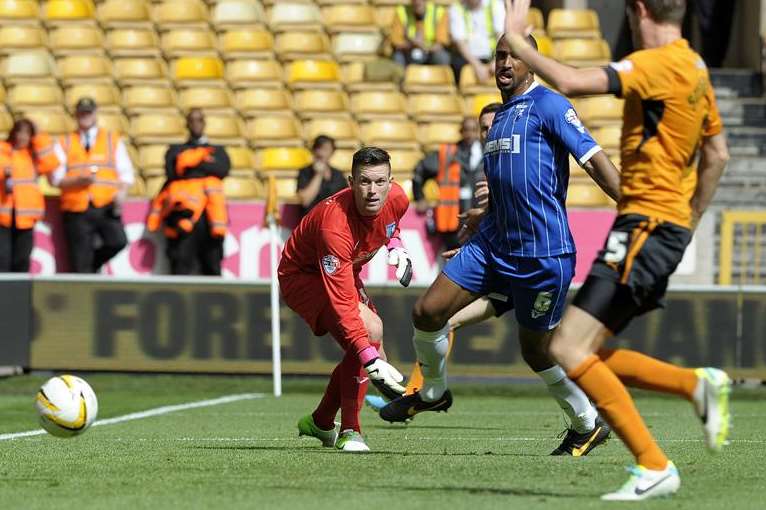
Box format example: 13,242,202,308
573,214,692,334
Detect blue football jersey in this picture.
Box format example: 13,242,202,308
480,82,601,258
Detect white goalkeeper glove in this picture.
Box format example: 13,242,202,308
387,247,412,287
364,358,406,400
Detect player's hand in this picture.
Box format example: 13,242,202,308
441,247,460,259
387,247,413,287
364,358,406,400
457,208,485,244
475,180,490,209
504,0,534,39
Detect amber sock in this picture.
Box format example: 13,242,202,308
598,348,699,400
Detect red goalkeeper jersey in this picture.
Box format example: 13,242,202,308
278,183,409,351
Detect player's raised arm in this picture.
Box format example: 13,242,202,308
503,0,609,96
581,151,621,202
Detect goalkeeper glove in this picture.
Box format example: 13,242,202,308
364,358,406,400
387,247,412,287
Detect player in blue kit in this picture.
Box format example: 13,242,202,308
381,34,621,455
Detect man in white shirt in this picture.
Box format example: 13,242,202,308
52,97,135,273
449,0,505,83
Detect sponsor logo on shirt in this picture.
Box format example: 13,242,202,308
321,254,340,275
385,222,396,238
484,135,521,155
531,291,553,319
565,108,586,134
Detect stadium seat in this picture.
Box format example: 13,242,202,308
152,0,209,29
219,30,274,59
211,0,266,31
178,87,233,112
332,32,383,62
568,155,589,179
105,28,160,57
48,25,104,56
272,177,299,202
113,57,169,85
0,26,47,54
409,94,463,122
464,92,502,117
388,149,423,174
144,176,165,198
0,84,5,104
286,60,341,90
235,88,292,116
128,175,146,197
528,7,545,32
566,182,612,207
0,0,40,24
327,148,354,172
350,91,407,120
533,32,555,57
342,61,399,93
57,55,112,84
573,95,624,128
553,38,611,67
246,115,303,148
547,9,601,39
361,120,419,150
274,31,332,61
226,59,283,88
203,113,246,145
226,146,254,171
97,111,130,133
2,51,56,84
459,64,496,95
418,122,461,152
269,2,322,33
589,125,621,152
42,0,95,26
293,89,349,119
172,56,225,84
256,147,312,174
130,113,186,144
122,85,177,114
224,177,261,199
97,0,152,28
7,83,63,109
403,65,455,94
65,83,121,110
321,5,377,33
304,117,360,148
138,144,168,176
21,109,73,135
375,6,396,29
161,29,217,58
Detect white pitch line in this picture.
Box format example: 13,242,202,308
0,393,263,442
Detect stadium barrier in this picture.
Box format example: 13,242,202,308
719,210,766,285
5,276,764,379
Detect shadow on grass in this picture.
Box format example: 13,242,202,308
188,445,541,457
362,484,582,498
365,424,506,431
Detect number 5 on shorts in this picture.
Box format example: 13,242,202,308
604,231,629,263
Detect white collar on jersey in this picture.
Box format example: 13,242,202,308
520,80,539,95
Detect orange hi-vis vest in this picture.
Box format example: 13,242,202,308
146,176,227,239
59,130,121,212
0,134,59,229
434,143,461,233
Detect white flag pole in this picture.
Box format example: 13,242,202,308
268,214,282,397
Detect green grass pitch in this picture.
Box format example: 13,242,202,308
1,374,764,509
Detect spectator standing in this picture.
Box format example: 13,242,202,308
52,98,134,273
296,135,347,217
449,0,505,83
391,0,451,67
0,119,59,272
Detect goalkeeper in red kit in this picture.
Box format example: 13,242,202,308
279,147,412,452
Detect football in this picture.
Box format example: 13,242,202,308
34,375,99,438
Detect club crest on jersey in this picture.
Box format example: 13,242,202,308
321,254,340,275
511,103,528,120
485,134,521,155
531,291,553,319
385,222,396,238
565,108,586,134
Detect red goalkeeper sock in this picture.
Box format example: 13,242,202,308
339,341,378,433
312,363,341,431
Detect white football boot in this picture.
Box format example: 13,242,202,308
601,462,680,501
335,429,370,452
691,367,732,452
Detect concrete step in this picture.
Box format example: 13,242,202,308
724,157,766,177
717,98,766,127
725,127,766,157
711,69,763,98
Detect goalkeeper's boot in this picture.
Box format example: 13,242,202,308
335,429,370,452
601,462,680,501
692,367,732,452
379,389,452,423
297,414,337,447
364,395,388,412
550,416,611,456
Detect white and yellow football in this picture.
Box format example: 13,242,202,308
34,375,98,438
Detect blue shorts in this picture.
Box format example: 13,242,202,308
443,235,575,331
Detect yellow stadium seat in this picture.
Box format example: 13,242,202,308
161,29,217,58
0,107,12,138
397,178,414,201
138,145,168,175
203,113,245,144
342,61,399,93
226,146,254,170
272,177,299,202
211,0,266,30
528,7,544,31
0,26,46,54
547,9,601,39
43,0,95,25
566,181,612,207
128,175,146,197
247,115,303,148
123,85,177,114
0,0,39,23
569,155,589,179
375,6,396,29
322,5,376,33
332,32,383,62
57,55,112,84
7,83,63,108
286,60,341,89
269,2,322,33
224,177,261,199
0,85,5,104
533,32,555,57
219,30,274,59
409,94,463,122
554,38,611,67
458,64,495,95
97,111,129,133
144,176,165,198
48,25,104,56
226,59,283,88
293,89,349,119
97,0,151,28
573,95,624,128
388,149,423,174
589,125,621,152
329,148,354,172
274,31,332,61
403,65,455,94
464,92,502,117
418,122,461,152
256,147,312,172
350,91,407,121
361,120,419,150
66,83,120,110
235,88,292,116
178,87,233,112
21,109,74,135
304,117,359,148
113,57,169,85
172,56,224,83
130,113,186,144
2,51,56,83
153,0,209,28
105,28,160,57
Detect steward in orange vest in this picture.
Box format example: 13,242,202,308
0,120,59,272
149,108,230,276
53,97,135,273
